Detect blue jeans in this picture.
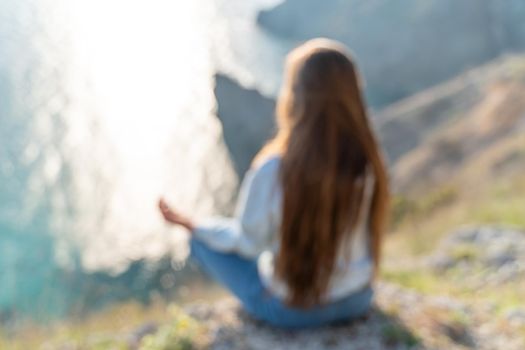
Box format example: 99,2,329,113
189,238,373,329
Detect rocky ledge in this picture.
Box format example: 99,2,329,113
429,226,525,286
122,226,524,350
179,281,523,350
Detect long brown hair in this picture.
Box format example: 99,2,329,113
255,39,390,307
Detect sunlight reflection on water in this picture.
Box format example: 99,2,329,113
21,0,240,272
0,0,290,315
62,0,235,270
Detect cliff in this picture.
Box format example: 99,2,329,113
257,0,525,107
381,55,525,193
213,74,276,178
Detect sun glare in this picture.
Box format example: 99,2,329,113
48,0,236,270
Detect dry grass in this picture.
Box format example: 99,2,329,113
382,156,525,320
1,282,226,350
386,170,525,260
2,301,168,349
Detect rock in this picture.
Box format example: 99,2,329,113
213,74,276,179
185,282,524,349
428,226,525,286
257,0,525,108
506,308,525,327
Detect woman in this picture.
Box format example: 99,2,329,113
159,38,390,329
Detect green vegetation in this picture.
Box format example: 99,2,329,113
472,197,525,228
447,309,471,329
450,244,479,262
386,172,525,260
140,306,205,350
381,322,420,348
384,171,525,318
391,185,459,229
382,268,525,321
381,269,443,295
0,302,207,350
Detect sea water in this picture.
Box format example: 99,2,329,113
0,0,290,320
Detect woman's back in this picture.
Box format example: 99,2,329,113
251,156,377,302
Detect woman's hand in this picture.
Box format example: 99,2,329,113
158,198,195,232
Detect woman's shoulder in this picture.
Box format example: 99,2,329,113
252,154,281,173
247,154,281,184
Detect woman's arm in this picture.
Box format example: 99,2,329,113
158,199,195,231
159,157,280,258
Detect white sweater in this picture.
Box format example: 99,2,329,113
193,156,374,302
